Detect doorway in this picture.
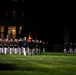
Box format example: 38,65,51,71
8,26,16,39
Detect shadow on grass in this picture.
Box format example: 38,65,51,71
0,63,17,70
0,63,50,72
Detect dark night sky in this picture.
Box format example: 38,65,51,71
21,2,76,44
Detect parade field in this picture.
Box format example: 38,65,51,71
0,52,76,75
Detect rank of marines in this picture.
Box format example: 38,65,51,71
0,37,48,56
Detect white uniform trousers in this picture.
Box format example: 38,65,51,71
14,48,18,54
19,47,21,55
64,48,67,53
74,49,76,53
68,48,73,53
0,48,2,53
2,47,3,53
4,47,7,54
23,47,26,56
43,48,45,52
9,48,12,54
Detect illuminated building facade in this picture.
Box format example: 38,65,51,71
0,0,29,39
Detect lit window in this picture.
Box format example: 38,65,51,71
1,33,4,38
19,26,23,34
0,26,4,38
13,11,17,18
22,11,24,18
5,11,8,18
1,26,4,32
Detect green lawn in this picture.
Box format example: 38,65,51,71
0,52,76,75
